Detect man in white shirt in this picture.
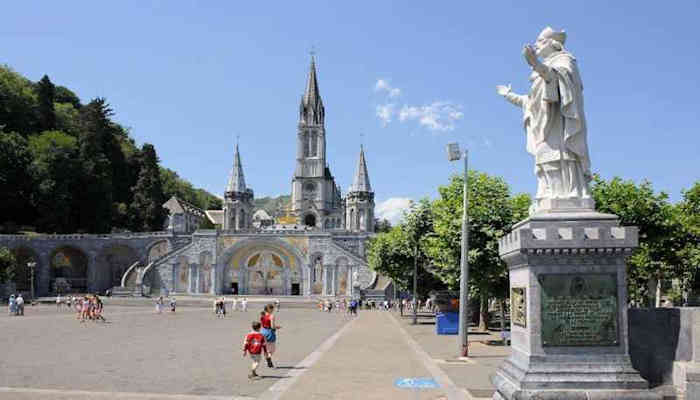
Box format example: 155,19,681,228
16,294,25,316
231,297,238,312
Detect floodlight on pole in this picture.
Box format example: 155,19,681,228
446,142,470,357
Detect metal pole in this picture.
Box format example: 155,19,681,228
29,262,35,303
458,150,470,357
412,244,418,325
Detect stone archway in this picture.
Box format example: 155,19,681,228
220,238,305,296
11,247,39,292
304,213,316,228
50,246,88,294
96,245,138,292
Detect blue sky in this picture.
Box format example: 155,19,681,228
4,2,699,223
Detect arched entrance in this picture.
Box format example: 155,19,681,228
222,239,304,296
304,214,316,228
50,246,88,294
96,245,138,292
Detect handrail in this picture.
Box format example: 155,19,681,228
120,261,141,287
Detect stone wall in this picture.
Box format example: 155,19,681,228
629,307,700,395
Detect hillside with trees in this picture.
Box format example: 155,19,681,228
0,65,220,234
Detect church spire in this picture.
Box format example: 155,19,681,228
350,145,372,193
300,55,324,125
226,143,247,193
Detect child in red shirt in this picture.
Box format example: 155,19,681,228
242,321,268,379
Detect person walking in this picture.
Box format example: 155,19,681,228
220,297,227,318
155,296,164,314
8,294,16,316
242,321,269,380
274,298,280,311
56,294,63,311
169,296,176,313
260,304,281,368
241,297,248,312
15,294,24,316
231,297,238,312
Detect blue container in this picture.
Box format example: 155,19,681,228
436,312,459,335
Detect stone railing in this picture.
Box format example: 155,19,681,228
0,231,172,241
498,225,638,256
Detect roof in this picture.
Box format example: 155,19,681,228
253,209,273,221
205,210,224,225
349,145,372,193
163,196,206,218
226,144,247,193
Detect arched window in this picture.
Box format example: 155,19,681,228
239,209,245,229
349,209,355,231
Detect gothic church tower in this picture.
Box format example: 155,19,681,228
291,56,344,229
346,145,374,233
223,144,254,231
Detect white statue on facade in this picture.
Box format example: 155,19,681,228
497,27,594,214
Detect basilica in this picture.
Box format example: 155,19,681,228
0,57,384,300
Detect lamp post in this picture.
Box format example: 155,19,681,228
447,142,470,357
27,261,36,303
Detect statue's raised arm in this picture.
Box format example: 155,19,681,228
497,27,594,215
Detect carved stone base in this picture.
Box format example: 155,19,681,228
492,211,659,400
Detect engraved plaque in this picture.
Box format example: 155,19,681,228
540,273,618,346
511,287,527,327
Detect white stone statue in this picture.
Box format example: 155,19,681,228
497,27,594,214
352,270,360,287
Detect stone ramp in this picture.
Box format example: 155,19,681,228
274,311,463,400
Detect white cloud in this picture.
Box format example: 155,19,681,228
398,101,464,132
375,197,413,225
374,79,401,98
376,103,395,127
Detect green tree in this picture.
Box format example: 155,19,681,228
28,130,80,233
423,171,528,330
36,75,56,131
367,200,444,299
0,247,17,284
0,131,34,231
676,181,700,298
591,175,682,306
76,98,115,233
374,218,392,233
160,167,222,210
130,144,168,231
55,102,81,137
54,85,81,109
0,65,38,136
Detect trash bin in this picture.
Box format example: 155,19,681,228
436,311,458,335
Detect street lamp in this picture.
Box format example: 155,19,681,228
27,261,36,303
446,142,470,357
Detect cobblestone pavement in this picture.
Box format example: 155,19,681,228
0,304,349,400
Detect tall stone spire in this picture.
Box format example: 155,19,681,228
226,143,246,193
300,55,325,125
350,145,372,193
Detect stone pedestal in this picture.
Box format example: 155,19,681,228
491,211,661,400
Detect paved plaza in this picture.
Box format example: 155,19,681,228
0,301,514,400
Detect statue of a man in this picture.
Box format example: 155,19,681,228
497,27,594,214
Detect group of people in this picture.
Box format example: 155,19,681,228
214,296,254,317
154,296,177,314
242,303,281,379
317,298,360,315
7,294,25,316
55,294,106,322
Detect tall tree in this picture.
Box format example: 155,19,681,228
76,98,115,233
130,143,168,231
28,130,80,233
0,66,38,136
36,75,56,131
423,171,528,330
0,131,34,231
591,175,681,306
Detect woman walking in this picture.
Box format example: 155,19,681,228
8,294,16,316
260,303,281,368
